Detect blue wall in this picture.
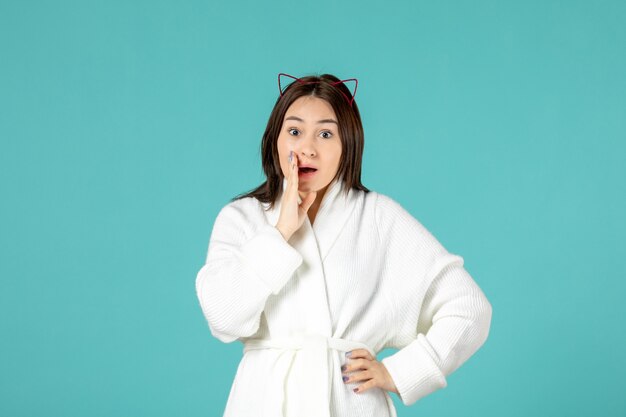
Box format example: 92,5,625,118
1,1,624,416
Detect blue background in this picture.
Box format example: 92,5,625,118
1,1,625,416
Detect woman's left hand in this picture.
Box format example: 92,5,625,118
341,349,399,395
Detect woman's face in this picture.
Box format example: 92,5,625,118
277,95,342,197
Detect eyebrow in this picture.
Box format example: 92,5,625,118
284,116,338,125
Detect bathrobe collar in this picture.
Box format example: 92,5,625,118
264,176,359,263
255,177,366,416
262,175,361,344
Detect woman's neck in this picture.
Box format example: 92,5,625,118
302,185,328,225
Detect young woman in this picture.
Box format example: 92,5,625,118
195,73,492,417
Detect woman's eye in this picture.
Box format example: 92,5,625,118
287,128,332,139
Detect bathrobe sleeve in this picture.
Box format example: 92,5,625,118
376,194,493,406
195,201,303,343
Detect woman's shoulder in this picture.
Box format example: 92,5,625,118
204,196,273,247
366,189,435,239
215,195,268,223
206,195,273,241
365,189,413,220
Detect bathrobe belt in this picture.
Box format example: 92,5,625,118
243,334,397,417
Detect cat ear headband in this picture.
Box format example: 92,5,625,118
278,72,358,106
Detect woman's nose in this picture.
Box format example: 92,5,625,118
295,133,316,157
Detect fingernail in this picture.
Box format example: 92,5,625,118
342,376,349,382
353,388,359,393
288,151,292,163
345,351,352,358
341,365,346,371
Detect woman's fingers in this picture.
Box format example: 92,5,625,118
340,354,399,395
341,350,398,394
352,378,378,394
280,151,299,234
342,369,372,383
278,150,318,237
287,151,298,204
346,349,374,361
290,151,298,190
342,358,370,372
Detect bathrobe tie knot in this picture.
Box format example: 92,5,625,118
243,333,379,417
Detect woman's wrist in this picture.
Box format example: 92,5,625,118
275,223,292,241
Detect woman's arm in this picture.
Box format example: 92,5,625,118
195,202,303,343
381,262,492,405
374,193,493,406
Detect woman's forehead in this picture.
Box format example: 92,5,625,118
285,96,337,121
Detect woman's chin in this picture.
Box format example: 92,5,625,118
298,184,315,192
300,181,331,195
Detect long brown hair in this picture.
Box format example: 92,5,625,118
232,73,370,209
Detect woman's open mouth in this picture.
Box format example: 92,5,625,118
298,167,317,178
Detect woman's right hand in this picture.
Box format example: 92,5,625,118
275,151,317,241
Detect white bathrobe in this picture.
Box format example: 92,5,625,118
195,176,492,417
